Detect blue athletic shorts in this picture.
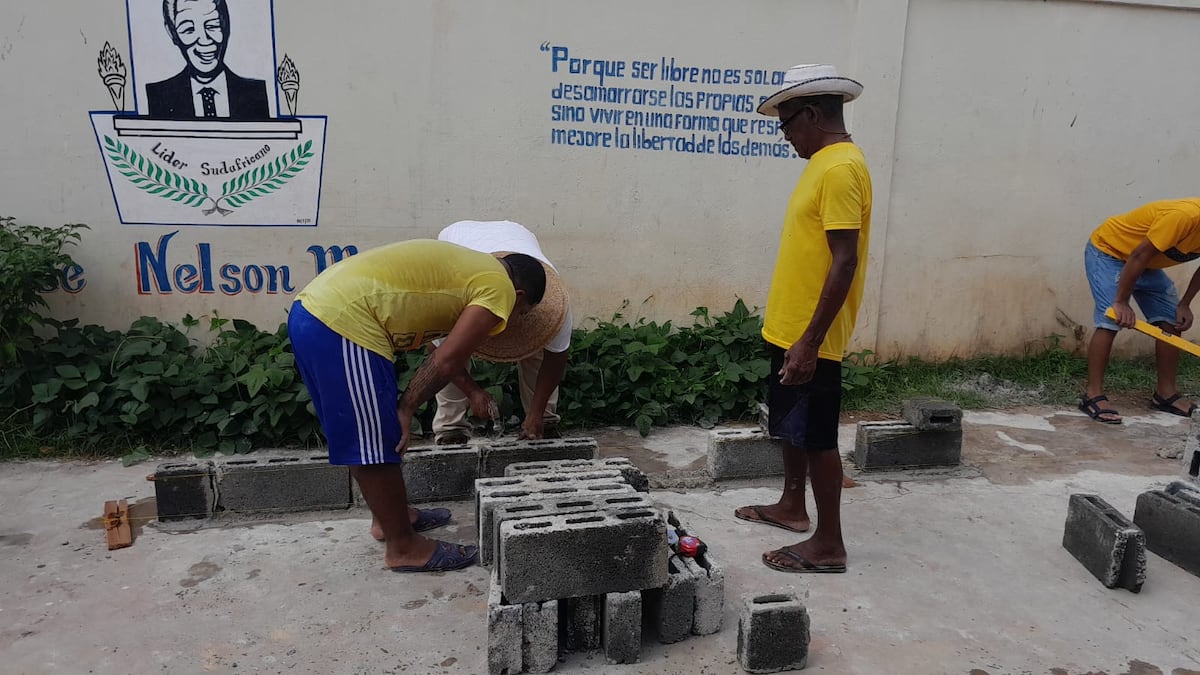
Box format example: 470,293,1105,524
765,343,842,452
288,300,402,465
1084,241,1179,331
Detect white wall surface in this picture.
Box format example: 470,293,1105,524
2,0,1199,358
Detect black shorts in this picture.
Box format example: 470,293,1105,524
765,343,842,451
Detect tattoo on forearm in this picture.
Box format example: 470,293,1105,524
399,358,451,412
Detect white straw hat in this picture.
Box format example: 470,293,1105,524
756,64,863,117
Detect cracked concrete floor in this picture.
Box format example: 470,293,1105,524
1,406,1198,674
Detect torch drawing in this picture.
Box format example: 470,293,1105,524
98,42,127,112
278,54,300,116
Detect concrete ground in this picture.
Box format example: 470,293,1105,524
1,405,1198,675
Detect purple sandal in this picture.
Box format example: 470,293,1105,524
412,507,452,532
390,541,478,573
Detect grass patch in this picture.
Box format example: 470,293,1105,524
844,345,1200,414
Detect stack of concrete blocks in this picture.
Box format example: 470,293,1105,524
853,398,963,471
1134,481,1200,578
737,591,811,673
482,459,724,673
1062,493,1146,592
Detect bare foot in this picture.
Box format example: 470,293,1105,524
842,474,858,489
370,507,423,541
762,539,847,572
734,504,810,533
383,534,439,569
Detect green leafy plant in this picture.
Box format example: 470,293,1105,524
0,217,86,370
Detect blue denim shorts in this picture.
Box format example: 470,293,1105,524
1084,241,1179,331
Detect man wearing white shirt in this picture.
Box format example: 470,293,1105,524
146,0,270,120
434,221,573,442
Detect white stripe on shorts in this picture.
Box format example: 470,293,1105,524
342,337,383,464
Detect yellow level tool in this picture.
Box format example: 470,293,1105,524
1105,307,1200,358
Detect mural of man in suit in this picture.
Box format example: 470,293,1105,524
146,0,271,120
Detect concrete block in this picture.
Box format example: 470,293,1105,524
153,461,215,521
853,421,962,471
644,555,697,644
1062,493,1146,592
562,595,602,653
522,599,558,673
737,592,811,674
402,444,479,504
479,437,599,478
499,508,668,604
487,570,523,675
757,402,770,431
488,492,652,568
215,454,351,514
602,590,642,665
901,397,963,431
1165,480,1200,507
505,457,649,493
707,428,783,480
1184,422,1200,483
682,552,725,635
1134,489,1200,578
475,470,627,563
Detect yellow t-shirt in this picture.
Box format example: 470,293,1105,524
296,240,515,358
762,142,872,361
1090,198,1200,269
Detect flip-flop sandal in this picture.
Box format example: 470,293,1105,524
762,547,846,574
390,541,478,573
1149,392,1197,417
1078,394,1122,424
734,505,810,533
413,507,452,532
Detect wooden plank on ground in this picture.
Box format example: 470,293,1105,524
104,499,133,550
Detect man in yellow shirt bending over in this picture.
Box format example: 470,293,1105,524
289,240,552,573
1081,199,1200,423
735,64,871,574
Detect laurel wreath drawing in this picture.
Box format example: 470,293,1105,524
103,136,314,215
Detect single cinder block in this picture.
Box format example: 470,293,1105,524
853,421,962,471
682,552,725,635
901,397,963,431
1166,481,1200,507
1184,424,1200,483
475,470,627,562
522,599,557,674
644,555,698,644
488,492,652,568
153,461,215,521
757,403,770,432
216,454,351,514
402,444,479,503
603,590,642,665
562,595,602,653
505,457,649,493
707,428,784,480
737,592,811,674
1134,489,1200,578
479,437,599,478
1062,493,1146,592
499,508,668,604
488,570,523,675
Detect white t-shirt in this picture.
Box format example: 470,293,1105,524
437,220,572,353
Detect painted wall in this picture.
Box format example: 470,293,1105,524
2,0,1199,358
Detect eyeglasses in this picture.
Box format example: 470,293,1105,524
777,108,807,133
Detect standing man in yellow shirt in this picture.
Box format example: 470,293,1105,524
289,240,552,573
735,64,871,574
1081,199,1200,423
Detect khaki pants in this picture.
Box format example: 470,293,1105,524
432,350,560,441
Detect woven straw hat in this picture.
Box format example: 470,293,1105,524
475,253,570,363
